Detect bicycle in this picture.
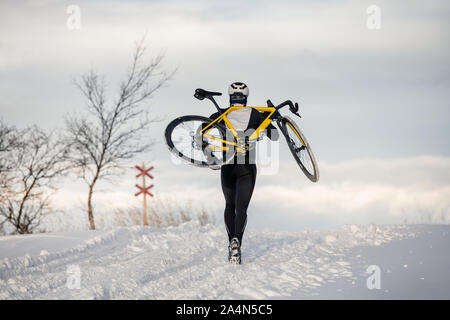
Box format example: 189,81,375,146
165,88,320,182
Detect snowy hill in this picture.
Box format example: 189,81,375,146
0,222,449,299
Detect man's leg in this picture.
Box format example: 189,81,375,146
234,165,257,245
221,165,236,242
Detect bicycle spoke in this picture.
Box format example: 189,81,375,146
168,118,229,166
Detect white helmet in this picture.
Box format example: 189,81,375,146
228,82,249,106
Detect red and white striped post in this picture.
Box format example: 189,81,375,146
135,163,154,226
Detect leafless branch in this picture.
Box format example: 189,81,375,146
0,127,69,234
65,38,174,230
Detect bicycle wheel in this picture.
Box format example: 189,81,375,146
279,116,320,182
165,115,235,168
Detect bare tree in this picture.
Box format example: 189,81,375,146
0,120,16,152
0,120,16,158
0,120,18,178
0,120,21,206
66,39,173,230
0,127,68,234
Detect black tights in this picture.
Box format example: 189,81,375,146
221,164,257,245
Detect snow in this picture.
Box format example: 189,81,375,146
298,225,450,299
0,222,449,299
0,231,106,260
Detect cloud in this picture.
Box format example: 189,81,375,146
1,1,449,230
249,156,450,228
48,155,450,231
1,0,449,70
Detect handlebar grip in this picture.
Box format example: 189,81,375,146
274,100,301,117
276,100,293,110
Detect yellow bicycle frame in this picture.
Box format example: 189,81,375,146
200,106,276,153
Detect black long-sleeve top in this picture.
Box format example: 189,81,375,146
209,107,279,165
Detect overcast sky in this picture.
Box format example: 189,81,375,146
1,0,449,231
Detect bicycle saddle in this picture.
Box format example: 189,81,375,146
194,88,222,100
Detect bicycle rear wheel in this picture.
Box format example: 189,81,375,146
165,115,235,168
279,116,319,182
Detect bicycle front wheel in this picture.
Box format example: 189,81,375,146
279,116,320,182
165,115,235,168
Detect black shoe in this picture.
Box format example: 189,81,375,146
229,237,241,265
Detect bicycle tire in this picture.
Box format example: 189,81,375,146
165,115,235,168
278,116,320,182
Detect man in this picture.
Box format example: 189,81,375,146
209,82,278,264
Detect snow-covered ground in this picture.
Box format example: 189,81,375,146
0,222,449,299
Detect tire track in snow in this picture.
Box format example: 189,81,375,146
0,222,419,299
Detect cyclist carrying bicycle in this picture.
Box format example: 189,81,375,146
209,82,279,264
165,82,319,264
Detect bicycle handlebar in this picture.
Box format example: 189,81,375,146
193,88,301,118
267,99,301,118
276,100,298,112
